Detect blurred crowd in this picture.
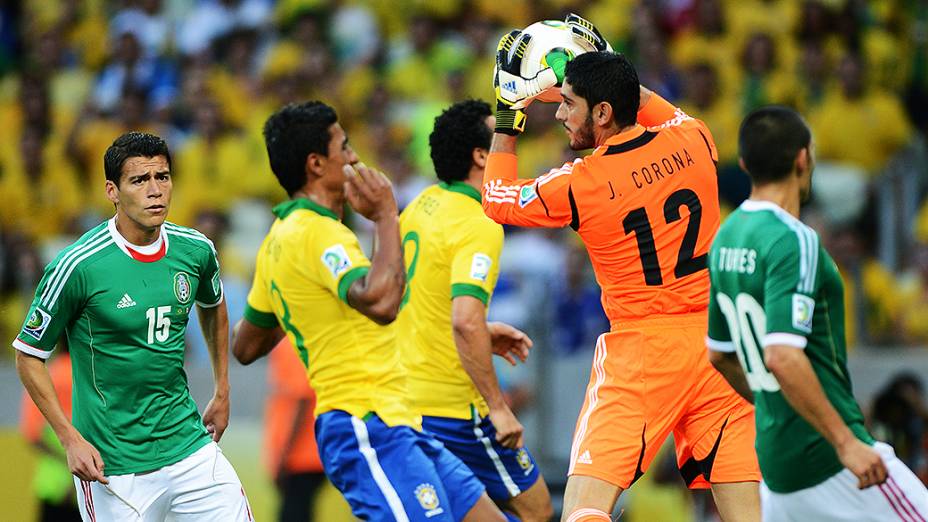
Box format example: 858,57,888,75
1,0,928,353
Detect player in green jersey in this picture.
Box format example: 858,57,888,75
14,132,252,521
707,106,928,520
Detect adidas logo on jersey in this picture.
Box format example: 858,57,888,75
116,293,137,309
577,450,593,465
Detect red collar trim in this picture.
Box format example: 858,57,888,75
126,240,166,262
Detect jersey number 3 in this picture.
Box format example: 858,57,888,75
623,188,707,286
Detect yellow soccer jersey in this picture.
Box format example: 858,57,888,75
398,182,504,420
245,198,417,428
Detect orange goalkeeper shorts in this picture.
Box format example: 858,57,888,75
568,312,760,489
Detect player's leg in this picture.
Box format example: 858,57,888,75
74,472,171,522
421,412,552,521
165,441,253,521
416,425,506,522
673,327,760,522
277,471,326,521
563,330,683,520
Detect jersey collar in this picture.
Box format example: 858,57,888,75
740,199,787,213
273,198,339,220
438,181,481,203
595,125,657,156
107,217,169,262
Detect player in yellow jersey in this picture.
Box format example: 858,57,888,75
398,100,553,521
231,101,506,521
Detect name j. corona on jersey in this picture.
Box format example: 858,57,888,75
630,147,695,189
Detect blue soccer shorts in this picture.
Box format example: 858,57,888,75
422,407,541,501
316,410,486,521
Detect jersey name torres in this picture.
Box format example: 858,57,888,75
244,199,417,428
14,218,222,475
482,94,721,324
398,182,504,419
707,200,873,493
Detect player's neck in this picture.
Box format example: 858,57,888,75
595,122,634,148
749,182,801,218
292,187,344,220
114,212,161,246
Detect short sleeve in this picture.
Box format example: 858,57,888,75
706,288,735,352
195,242,224,308
450,217,504,306
13,259,85,359
482,153,577,228
244,237,278,328
315,220,372,304
763,227,821,349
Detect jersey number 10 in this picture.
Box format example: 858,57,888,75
715,292,781,393
623,188,707,286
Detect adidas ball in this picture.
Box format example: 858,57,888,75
516,20,608,103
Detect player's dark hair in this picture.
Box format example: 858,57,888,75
263,101,338,196
564,51,640,128
429,100,493,183
738,106,812,184
103,132,172,185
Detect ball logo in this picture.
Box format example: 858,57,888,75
23,308,51,340
414,483,444,518
174,272,192,304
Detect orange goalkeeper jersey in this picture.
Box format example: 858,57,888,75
483,94,720,323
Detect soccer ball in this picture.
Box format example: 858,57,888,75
516,20,611,103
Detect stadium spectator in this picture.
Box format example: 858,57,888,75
870,373,928,483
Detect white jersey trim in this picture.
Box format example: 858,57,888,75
12,338,53,359
473,414,520,497
350,417,409,521
40,228,109,307
107,217,169,258
739,199,819,293
706,337,736,353
195,289,225,309
763,332,808,349
569,334,607,475
44,238,115,310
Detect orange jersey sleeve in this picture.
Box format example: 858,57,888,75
482,152,578,228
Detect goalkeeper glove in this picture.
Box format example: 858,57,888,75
494,30,558,135
565,13,613,53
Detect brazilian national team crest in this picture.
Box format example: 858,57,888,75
414,483,444,518
516,448,535,475
174,272,192,304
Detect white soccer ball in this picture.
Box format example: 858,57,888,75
516,20,611,103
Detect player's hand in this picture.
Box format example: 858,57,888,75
64,430,108,484
494,30,558,133
344,163,398,223
837,438,888,489
203,391,230,442
489,406,524,450
487,321,532,366
565,13,612,52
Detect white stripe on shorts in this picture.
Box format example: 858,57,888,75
350,417,410,522
473,411,520,497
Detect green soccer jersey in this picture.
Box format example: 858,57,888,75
706,200,873,493
13,218,223,475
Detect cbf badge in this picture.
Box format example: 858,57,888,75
517,448,535,475
414,483,444,518
174,272,192,304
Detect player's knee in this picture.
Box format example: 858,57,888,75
564,508,611,522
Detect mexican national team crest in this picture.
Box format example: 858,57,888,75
174,272,192,304
23,308,51,340
516,448,535,475
414,483,444,518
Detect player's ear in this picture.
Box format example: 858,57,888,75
795,147,809,176
105,179,120,205
594,102,613,127
472,148,488,169
305,152,325,179
738,157,748,174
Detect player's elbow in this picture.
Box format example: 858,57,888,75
708,349,729,371
764,345,799,376
363,301,399,325
451,313,482,339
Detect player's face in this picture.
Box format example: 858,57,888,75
556,82,595,150
107,155,172,230
322,123,359,194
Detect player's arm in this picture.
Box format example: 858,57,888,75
343,163,405,324
453,297,525,449
234,244,285,365
706,288,754,403
16,352,107,483
14,263,108,483
763,232,886,489
764,345,885,489
196,300,231,441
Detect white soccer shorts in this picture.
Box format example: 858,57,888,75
761,442,928,521
74,441,253,521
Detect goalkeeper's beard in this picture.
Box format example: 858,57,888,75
569,114,596,151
